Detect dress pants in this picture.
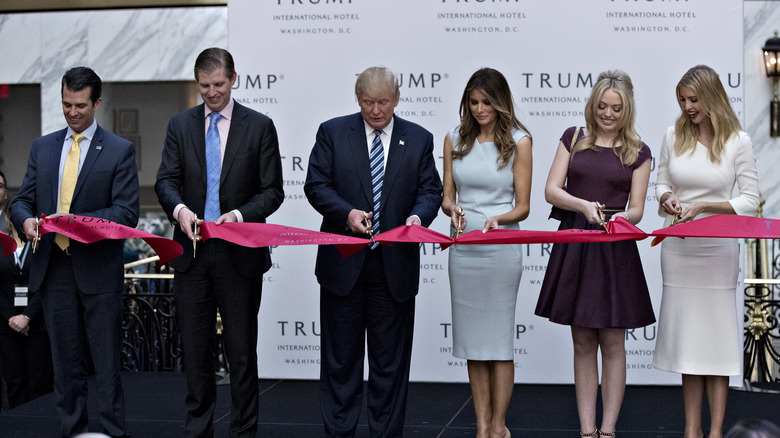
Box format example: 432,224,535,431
40,248,126,438
0,328,53,409
174,239,262,438
320,249,416,438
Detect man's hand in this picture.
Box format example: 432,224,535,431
21,217,40,242
348,209,372,234
176,207,199,240
8,315,30,336
214,211,238,225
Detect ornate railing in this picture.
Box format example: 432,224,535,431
120,254,229,378
743,237,780,384
121,256,182,372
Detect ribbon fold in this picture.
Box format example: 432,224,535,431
38,215,183,266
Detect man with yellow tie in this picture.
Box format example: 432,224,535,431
10,67,139,438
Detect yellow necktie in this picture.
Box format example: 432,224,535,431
55,133,84,250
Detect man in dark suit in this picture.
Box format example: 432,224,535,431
304,66,443,437
155,47,284,438
10,67,139,437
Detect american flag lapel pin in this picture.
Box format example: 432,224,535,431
96,145,103,150
399,140,405,146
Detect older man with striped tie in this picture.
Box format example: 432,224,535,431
304,66,443,438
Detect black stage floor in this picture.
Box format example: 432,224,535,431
1,373,778,437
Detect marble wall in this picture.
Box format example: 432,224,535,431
0,7,227,134
745,1,780,218
1,3,779,216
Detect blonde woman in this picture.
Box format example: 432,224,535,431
535,70,654,438
653,65,759,438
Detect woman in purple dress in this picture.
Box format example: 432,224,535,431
534,70,655,437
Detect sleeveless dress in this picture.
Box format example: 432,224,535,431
534,127,655,329
448,128,527,360
652,127,759,376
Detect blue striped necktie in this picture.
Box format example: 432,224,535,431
369,129,384,249
204,112,222,221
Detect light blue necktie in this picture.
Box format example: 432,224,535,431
369,129,384,249
204,112,222,221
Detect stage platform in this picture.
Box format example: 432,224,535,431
1,373,778,437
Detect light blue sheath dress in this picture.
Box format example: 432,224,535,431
448,128,527,360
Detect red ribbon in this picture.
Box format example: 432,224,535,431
650,215,780,246
199,222,370,257
0,231,17,257
29,215,778,265
38,215,183,266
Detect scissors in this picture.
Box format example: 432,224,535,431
31,219,40,253
597,203,609,233
362,211,375,244
192,220,200,258
450,207,464,251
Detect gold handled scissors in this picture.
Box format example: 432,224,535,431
597,203,609,233
192,220,200,258
32,219,40,253
362,211,375,244
452,207,464,250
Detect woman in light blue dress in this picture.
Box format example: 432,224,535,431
442,68,533,438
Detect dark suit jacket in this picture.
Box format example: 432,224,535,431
0,243,43,335
155,101,284,277
304,113,443,302
10,126,140,295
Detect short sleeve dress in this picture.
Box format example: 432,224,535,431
534,127,655,329
448,128,528,360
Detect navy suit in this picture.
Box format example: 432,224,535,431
10,125,139,437
305,113,442,437
155,101,283,438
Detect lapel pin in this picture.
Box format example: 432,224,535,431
399,140,405,146
96,145,103,150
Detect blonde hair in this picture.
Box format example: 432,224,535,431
453,68,531,170
573,69,643,166
354,67,400,102
673,65,741,163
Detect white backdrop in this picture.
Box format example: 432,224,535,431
227,0,745,385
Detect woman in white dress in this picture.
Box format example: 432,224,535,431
441,68,532,438
653,65,759,438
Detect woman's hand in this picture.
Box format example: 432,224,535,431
661,193,682,217
609,211,631,224
482,216,499,233
677,202,706,223
451,206,466,231
582,201,605,225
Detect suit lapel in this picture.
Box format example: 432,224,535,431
221,102,247,183
348,114,373,206
72,126,105,200
190,105,208,188
382,116,408,206
48,129,68,210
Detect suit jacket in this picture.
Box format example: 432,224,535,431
10,126,140,295
155,101,284,277
0,243,43,334
304,113,443,302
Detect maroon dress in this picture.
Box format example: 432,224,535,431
534,127,655,329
